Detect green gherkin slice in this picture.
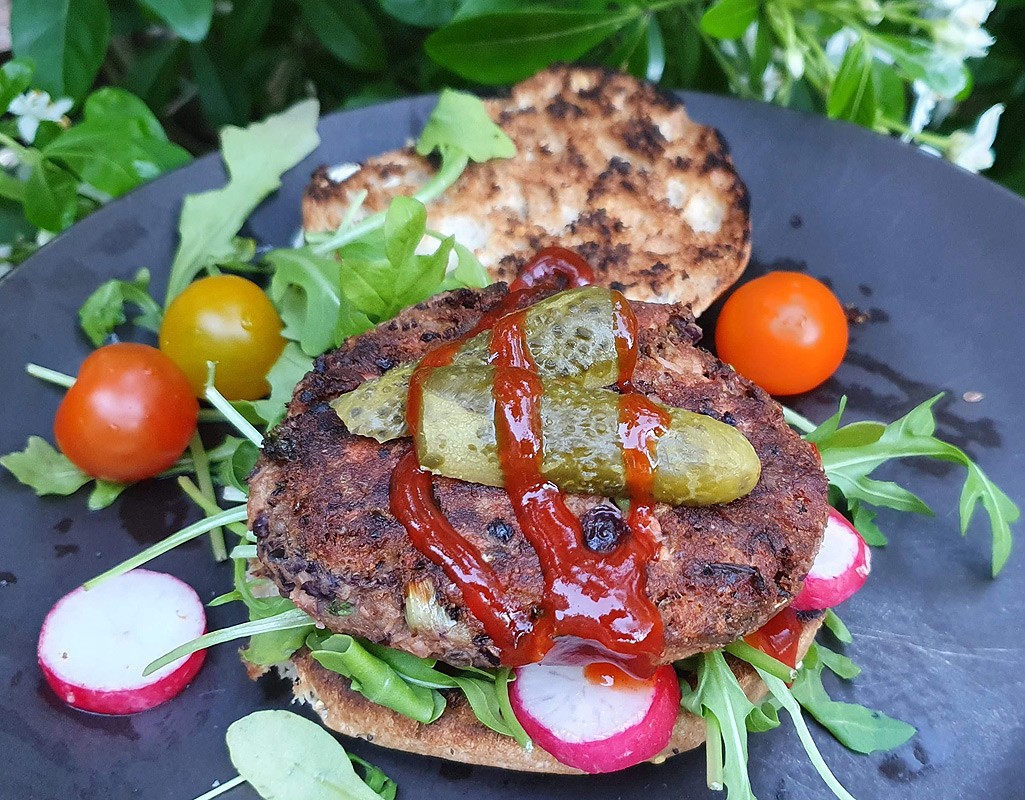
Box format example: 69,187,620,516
416,365,761,506
332,287,619,442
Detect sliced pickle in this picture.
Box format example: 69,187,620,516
333,287,620,442
416,365,761,506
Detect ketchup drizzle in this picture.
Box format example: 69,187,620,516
508,246,595,293
745,607,803,669
389,249,668,675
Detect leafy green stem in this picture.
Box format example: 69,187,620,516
189,775,246,800
704,713,725,791
26,362,75,389
83,505,248,589
145,607,314,675
725,640,798,682
188,432,227,561
781,403,816,433
178,475,248,538
204,368,264,447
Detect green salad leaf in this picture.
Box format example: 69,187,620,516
164,98,320,305
311,90,514,254
78,267,163,346
679,649,758,797
794,394,1019,575
415,88,516,163
266,248,357,357
308,632,447,724
226,710,389,800
758,669,857,800
791,644,915,754
1,436,91,496
145,606,314,675
230,558,318,666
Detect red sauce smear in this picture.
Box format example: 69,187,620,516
583,662,652,691
390,252,667,676
508,246,595,292
744,607,803,669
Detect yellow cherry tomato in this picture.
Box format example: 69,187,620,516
159,275,286,401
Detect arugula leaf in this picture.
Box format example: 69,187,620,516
337,198,462,322
311,91,515,255
225,557,319,665
217,438,260,494
746,701,781,732
145,606,314,675
243,343,314,427
0,436,90,496
78,268,163,346
88,479,128,510
791,644,915,755
415,89,516,163
266,248,358,356
226,710,387,800
806,394,1019,575
348,754,398,800
308,633,447,724
164,99,320,305
758,669,857,800
679,650,757,797
360,640,530,746
823,609,853,644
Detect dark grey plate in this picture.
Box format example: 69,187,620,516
1,93,1022,800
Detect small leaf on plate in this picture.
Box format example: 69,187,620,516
1,436,90,496
226,710,388,800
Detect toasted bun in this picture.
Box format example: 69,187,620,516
303,65,751,315
278,615,821,774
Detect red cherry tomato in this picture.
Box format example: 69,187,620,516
159,275,286,401
714,271,849,396
54,343,198,483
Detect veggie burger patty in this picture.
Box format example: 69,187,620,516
247,283,828,667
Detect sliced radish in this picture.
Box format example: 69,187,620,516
510,662,680,773
791,508,871,612
38,569,207,715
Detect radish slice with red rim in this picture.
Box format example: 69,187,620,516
510,662,680,773
38,569,207,715
791,508,871,612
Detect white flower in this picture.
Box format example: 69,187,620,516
951,0,996,28
8,91,73,144
760,64,783,102
935,18,995,59
907,82,939,138
742,21,759,56
946,103,1004,172
785,48,805,80
825,29,857,66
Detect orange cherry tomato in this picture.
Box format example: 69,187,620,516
714,271,849,396
159,275,286,401
54,343,198,483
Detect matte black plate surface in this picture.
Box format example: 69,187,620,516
1,94,1023,800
